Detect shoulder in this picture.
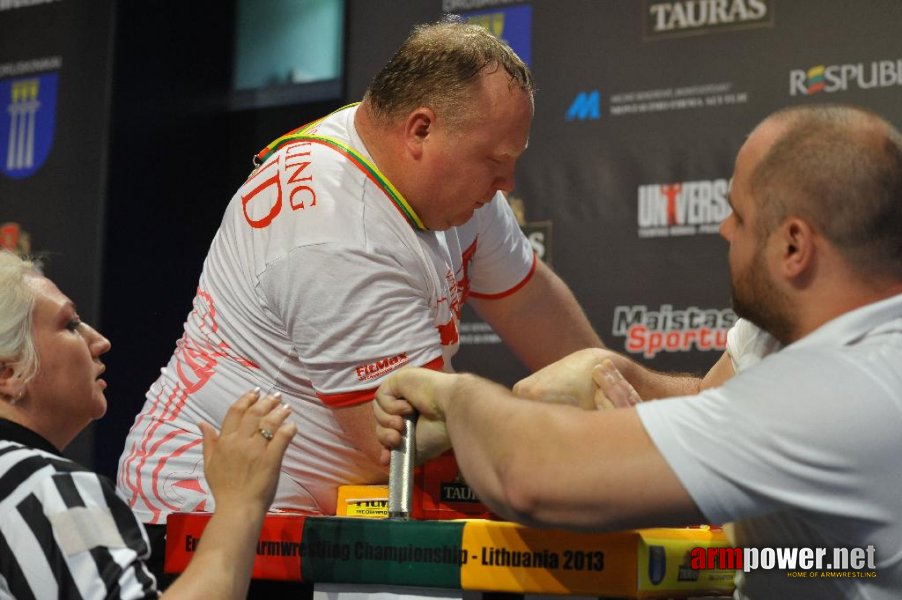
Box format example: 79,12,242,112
0,441,87,480
726,318,781,372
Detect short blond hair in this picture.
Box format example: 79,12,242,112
0,251,39,388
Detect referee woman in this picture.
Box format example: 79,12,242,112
0,250,296,599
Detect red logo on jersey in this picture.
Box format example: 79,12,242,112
355,352,410,382
242,140,317,229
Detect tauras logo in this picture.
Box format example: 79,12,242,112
644,0,771,37
637,179,731,238
441,481,481,503
789,59,902,96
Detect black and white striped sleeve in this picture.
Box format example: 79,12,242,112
0,443,159,599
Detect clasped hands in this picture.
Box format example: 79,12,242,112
373,347,643,465
512,347,643,410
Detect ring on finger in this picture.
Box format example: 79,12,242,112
258,427,274,441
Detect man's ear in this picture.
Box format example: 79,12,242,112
777,217,816,280
403,107,435,159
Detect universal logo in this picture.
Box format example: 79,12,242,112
643,0,773,39
637,179,731,238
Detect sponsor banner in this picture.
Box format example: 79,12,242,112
461,522,637,595
460,524,735,596
638,179,731,238
643,0,774,39
613,304,737,358
609,82,749,116
300,518,465,588
165,512,307,581
0,70,57,179
167,513,733,594
789,58,902,96
456,2,532,66
564,83,753,124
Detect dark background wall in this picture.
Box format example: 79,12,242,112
2,0,901,477
0,0,115,466
96,1,345,476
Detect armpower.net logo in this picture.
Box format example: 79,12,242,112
692,545,878,579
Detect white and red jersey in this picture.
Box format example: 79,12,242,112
116,105,535,523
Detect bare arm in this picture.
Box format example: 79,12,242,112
699,350,735,390
333,401,392,466
162,390,296,600
334,358,453,466
514,346,737,409
375,369,703,531
468,260,604,371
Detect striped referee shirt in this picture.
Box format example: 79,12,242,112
0,419,159,599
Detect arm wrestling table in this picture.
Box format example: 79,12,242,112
165,416,734,598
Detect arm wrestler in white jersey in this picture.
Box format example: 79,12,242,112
116,18,603,587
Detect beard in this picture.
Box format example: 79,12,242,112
730,250,795,345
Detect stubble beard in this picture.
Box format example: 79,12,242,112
730,249,796,345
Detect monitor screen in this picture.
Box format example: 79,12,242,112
231,0,345,109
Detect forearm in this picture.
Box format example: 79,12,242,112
610,348,735,401
619,360,703,400
162,502,266,600
440,374,532,522
471,261,603,371
513,346,707,409
377,368,701,530
440,374,700,530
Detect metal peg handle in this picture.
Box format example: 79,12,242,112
388,412,417,519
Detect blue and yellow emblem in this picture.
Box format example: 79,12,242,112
0,72,58,179
460,4,533,66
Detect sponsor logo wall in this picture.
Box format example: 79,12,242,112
343,0,902,380
1,1,116,466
